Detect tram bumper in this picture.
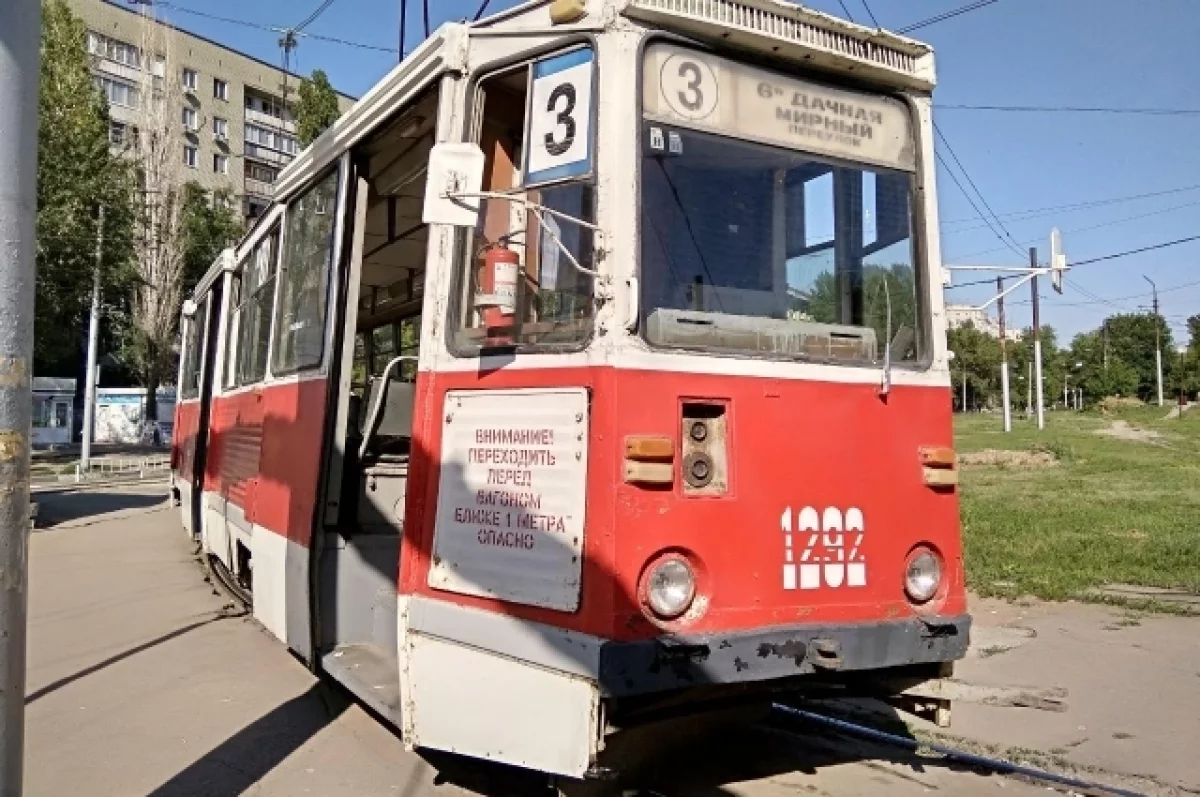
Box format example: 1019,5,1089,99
598,614,971,697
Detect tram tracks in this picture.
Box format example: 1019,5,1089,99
770,703,1152,797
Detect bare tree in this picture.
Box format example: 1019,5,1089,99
126,5,187,423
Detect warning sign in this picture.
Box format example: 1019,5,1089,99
428,388,589,611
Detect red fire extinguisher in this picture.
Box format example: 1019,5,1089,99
476,245,519,345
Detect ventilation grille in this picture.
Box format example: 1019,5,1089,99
627,0,921,77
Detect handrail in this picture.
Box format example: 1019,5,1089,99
358,355,419,461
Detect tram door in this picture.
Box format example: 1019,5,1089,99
189,283,223,537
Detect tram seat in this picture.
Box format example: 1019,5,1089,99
359,374,415,460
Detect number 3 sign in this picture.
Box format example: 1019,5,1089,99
525,49,594,186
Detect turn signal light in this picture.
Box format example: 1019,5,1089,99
625,435,675,462
919,446,957,468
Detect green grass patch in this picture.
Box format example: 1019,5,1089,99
955,407,1200,604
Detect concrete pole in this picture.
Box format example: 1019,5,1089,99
997,276,1011,432
81,207,104,471
1030,248,1045,430
0,1,40,793
1145,276,1163,407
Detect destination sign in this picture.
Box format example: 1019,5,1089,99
643,43,916,172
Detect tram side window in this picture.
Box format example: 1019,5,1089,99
452,47,597,353
180,298,207,399
229,230,279,386
274,169,340,373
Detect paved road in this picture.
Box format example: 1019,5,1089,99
23,486,1141,796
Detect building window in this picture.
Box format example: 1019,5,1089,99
184,146,198,168
181,106,197,130
212,116,228,139
87,32,141,69
214,78,228,101
94,75,138,108
109,121,127,146
182,68,197,90
214,154,229,174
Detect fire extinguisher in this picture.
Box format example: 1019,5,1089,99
476,245,519,345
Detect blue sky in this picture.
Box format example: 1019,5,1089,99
143,0,1200,344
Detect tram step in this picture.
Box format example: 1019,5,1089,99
322,643,403,728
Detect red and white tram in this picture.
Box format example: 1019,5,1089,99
171,0,968,785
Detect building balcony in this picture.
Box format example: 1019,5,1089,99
244,177,275,199
244,142,293,167
244,106,296,133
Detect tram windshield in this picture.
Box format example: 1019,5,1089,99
639,43,924,365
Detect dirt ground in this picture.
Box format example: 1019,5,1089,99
23,486,1200,796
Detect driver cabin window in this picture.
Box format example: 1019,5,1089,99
639,43,922,366
452,47,597,353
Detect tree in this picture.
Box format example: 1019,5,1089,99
122,8,190,420
1098,314,1175,401
295,69,341,147
35,0,137,375
947,323,1003,410
1068,330,1139,405
180,183,244,294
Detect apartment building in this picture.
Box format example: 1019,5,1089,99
945,304,1023,341
67,0,355,220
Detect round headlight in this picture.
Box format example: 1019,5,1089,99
904,548,942,604
646,557,696,619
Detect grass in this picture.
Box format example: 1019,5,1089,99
955,405,1200,604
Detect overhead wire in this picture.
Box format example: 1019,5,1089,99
472,1,494,21
859,0,881,27
836,0,856,23
937,104,1200,116
949,200,1200,261
293,0,336,32
153,2,397,53
934,122,1027,259
935,150,1024,262
897,0,999,34
941,183,1200,229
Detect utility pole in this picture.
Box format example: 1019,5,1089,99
1144,275,1163,407
1103,319,1109,370
1030,247,1045,430
81,207,104,472
1026,360,1032,415
997,276,1011,432
961,357,967,412
0,1,40,793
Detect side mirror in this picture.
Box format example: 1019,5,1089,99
422,142,486,228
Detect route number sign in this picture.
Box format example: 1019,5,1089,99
525,49,595,186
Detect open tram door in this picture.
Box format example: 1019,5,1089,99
309,82,444,723
176,262,226,539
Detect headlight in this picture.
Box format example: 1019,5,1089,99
904,548,942,604
646,557,696,619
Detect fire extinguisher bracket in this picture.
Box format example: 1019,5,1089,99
441,189,605,279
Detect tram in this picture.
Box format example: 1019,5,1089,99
171,0,969,784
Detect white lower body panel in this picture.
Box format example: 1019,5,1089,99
398,596,602,778
197,491,310,657
176,478,194,537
